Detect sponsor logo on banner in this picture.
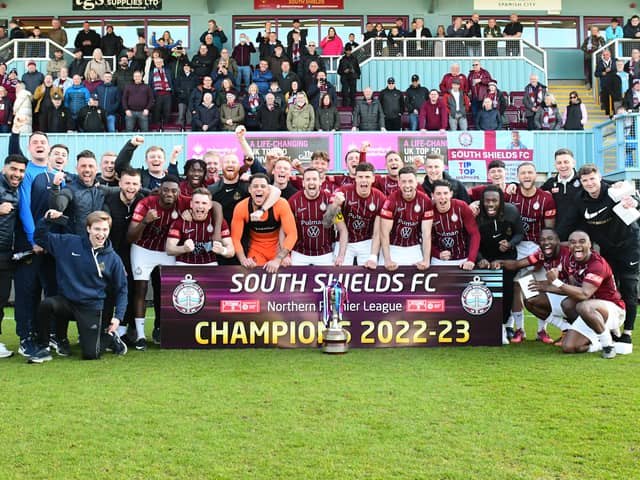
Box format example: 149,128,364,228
220,299,261,313
406,298,446,312
172,274,205,315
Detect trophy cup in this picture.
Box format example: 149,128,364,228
321,280,349,354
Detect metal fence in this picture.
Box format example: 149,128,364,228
592,112,640,177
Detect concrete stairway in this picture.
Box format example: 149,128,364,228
547,81,609,130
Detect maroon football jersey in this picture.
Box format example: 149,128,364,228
132,195,191,251
380,190,434,247
505,188,556,242
431,199,480,262
167,212,230,264
561,251,625,309
288,189,336,256
336,185,387,243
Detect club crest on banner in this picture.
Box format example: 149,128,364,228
173,274,205,315
461,276,493,315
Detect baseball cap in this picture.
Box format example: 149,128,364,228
52,92,62,100
27,59,36,67
91,93,99,100
387,77,395,83
411,74,419,82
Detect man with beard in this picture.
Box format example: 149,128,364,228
557,164,640,346
504,162,556,343
231,174,297,273
115,135,180,190
127,176,191,350
531,231,626,359
333,142,369,188
271,157,298,200
102,168,144,343
179,158,207,196
474,185,523,343
96,151,119,187
373,150,406,197
0,154,27,359
29,210,128,363
166,188,234,266
323,162,386,267
430,180,479,270
379,166,433,269
289,168,347,266
501,228,573,345
419,153,470,202
290,150,338,193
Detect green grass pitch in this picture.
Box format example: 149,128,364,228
0,310,638,479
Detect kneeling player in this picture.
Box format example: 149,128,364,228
166,188,235,265
531,231,626,359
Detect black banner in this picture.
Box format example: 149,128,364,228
73,0,162,11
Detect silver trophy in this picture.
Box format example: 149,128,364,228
321,280,349,354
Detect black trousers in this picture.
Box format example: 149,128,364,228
102,248,135,328
607,257,639,331
341,78,357,107
385,116,402,131
0,257,14,335
153,94,172,126
37,295,113,360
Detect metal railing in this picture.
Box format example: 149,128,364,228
590,39,640,103
322,38,546,77
592,112,640,175
0,39,116,71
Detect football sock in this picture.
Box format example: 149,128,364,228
506,316,515,328
547,314,571,332
623,330,633,336
135,318,146,340
512,311,524,330
537,319,547,332
116,325,127,337
598,329,613,348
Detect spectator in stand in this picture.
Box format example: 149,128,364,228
604,59,628,115
408,17,433,57
287,91,314,131
320,28,343,56
534,93,563,130
167,46,189,79
123,71,154,132
232,33,257,92
112,55,134,91
372,23,386,56
200,19,227,52
148,56,174,131
191,92,220,132
78,93,107,132
151,31,181,57
503,13,523,56
362,23,376,43
0,26,8,50
64,74,90,129
405,74,429,131
287,19,308,47
8,19,25,40
258,92,286,131
201,33,221,61
467,60,492,122
268,44,289,78
53,67,73,93
477,96,501,131
33,74,63,130
605,17,624,42
258,26,283,60
83,69,103,95
434,25,447,58
21,61,44,95
286,30,307,75
212,58,235,91
523,73,547,130
5,69,18,103
0,86,12,133
337,45,360,107
218,49,238,85
27,26,46,59
623,15,640,57
465,13,482,56
394,18,409,37
315,92,340,131
444,78,470,130
285,80,301,112
446,17,467,57
132,35,148,72
174,62,198,130
581,26,606,89
624,48,640,87
484,18,502,57
387,27,404,57
69,49,88,80
623,78,640,111
95,72,121,132
419,89,448,132
307,70,337,109
595,49,615,110
352,86,385,131
191,44,215,82
101,25,124,58
13,83,33,133
49,18,68,48
74,21,101,57
275,60,300,96
46,49,67,79
253,59,274,97
220,90,245,131
485,81,507,120
344,33,359,51
379,77,405,131
242,83,262,131
189,75,215,114
563,91,588,130
215,78,235,107
41,92,73,133
440,63,469,94
299,41,326,77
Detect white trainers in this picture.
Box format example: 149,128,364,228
0,342,14,358
502,325,510,345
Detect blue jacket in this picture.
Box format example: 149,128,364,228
34,220,128,319
64,84,91,116
252,69,274,96
95,82,122,115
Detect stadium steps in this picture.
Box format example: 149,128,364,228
547,81,609,130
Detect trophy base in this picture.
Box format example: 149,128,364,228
322,328,349,354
